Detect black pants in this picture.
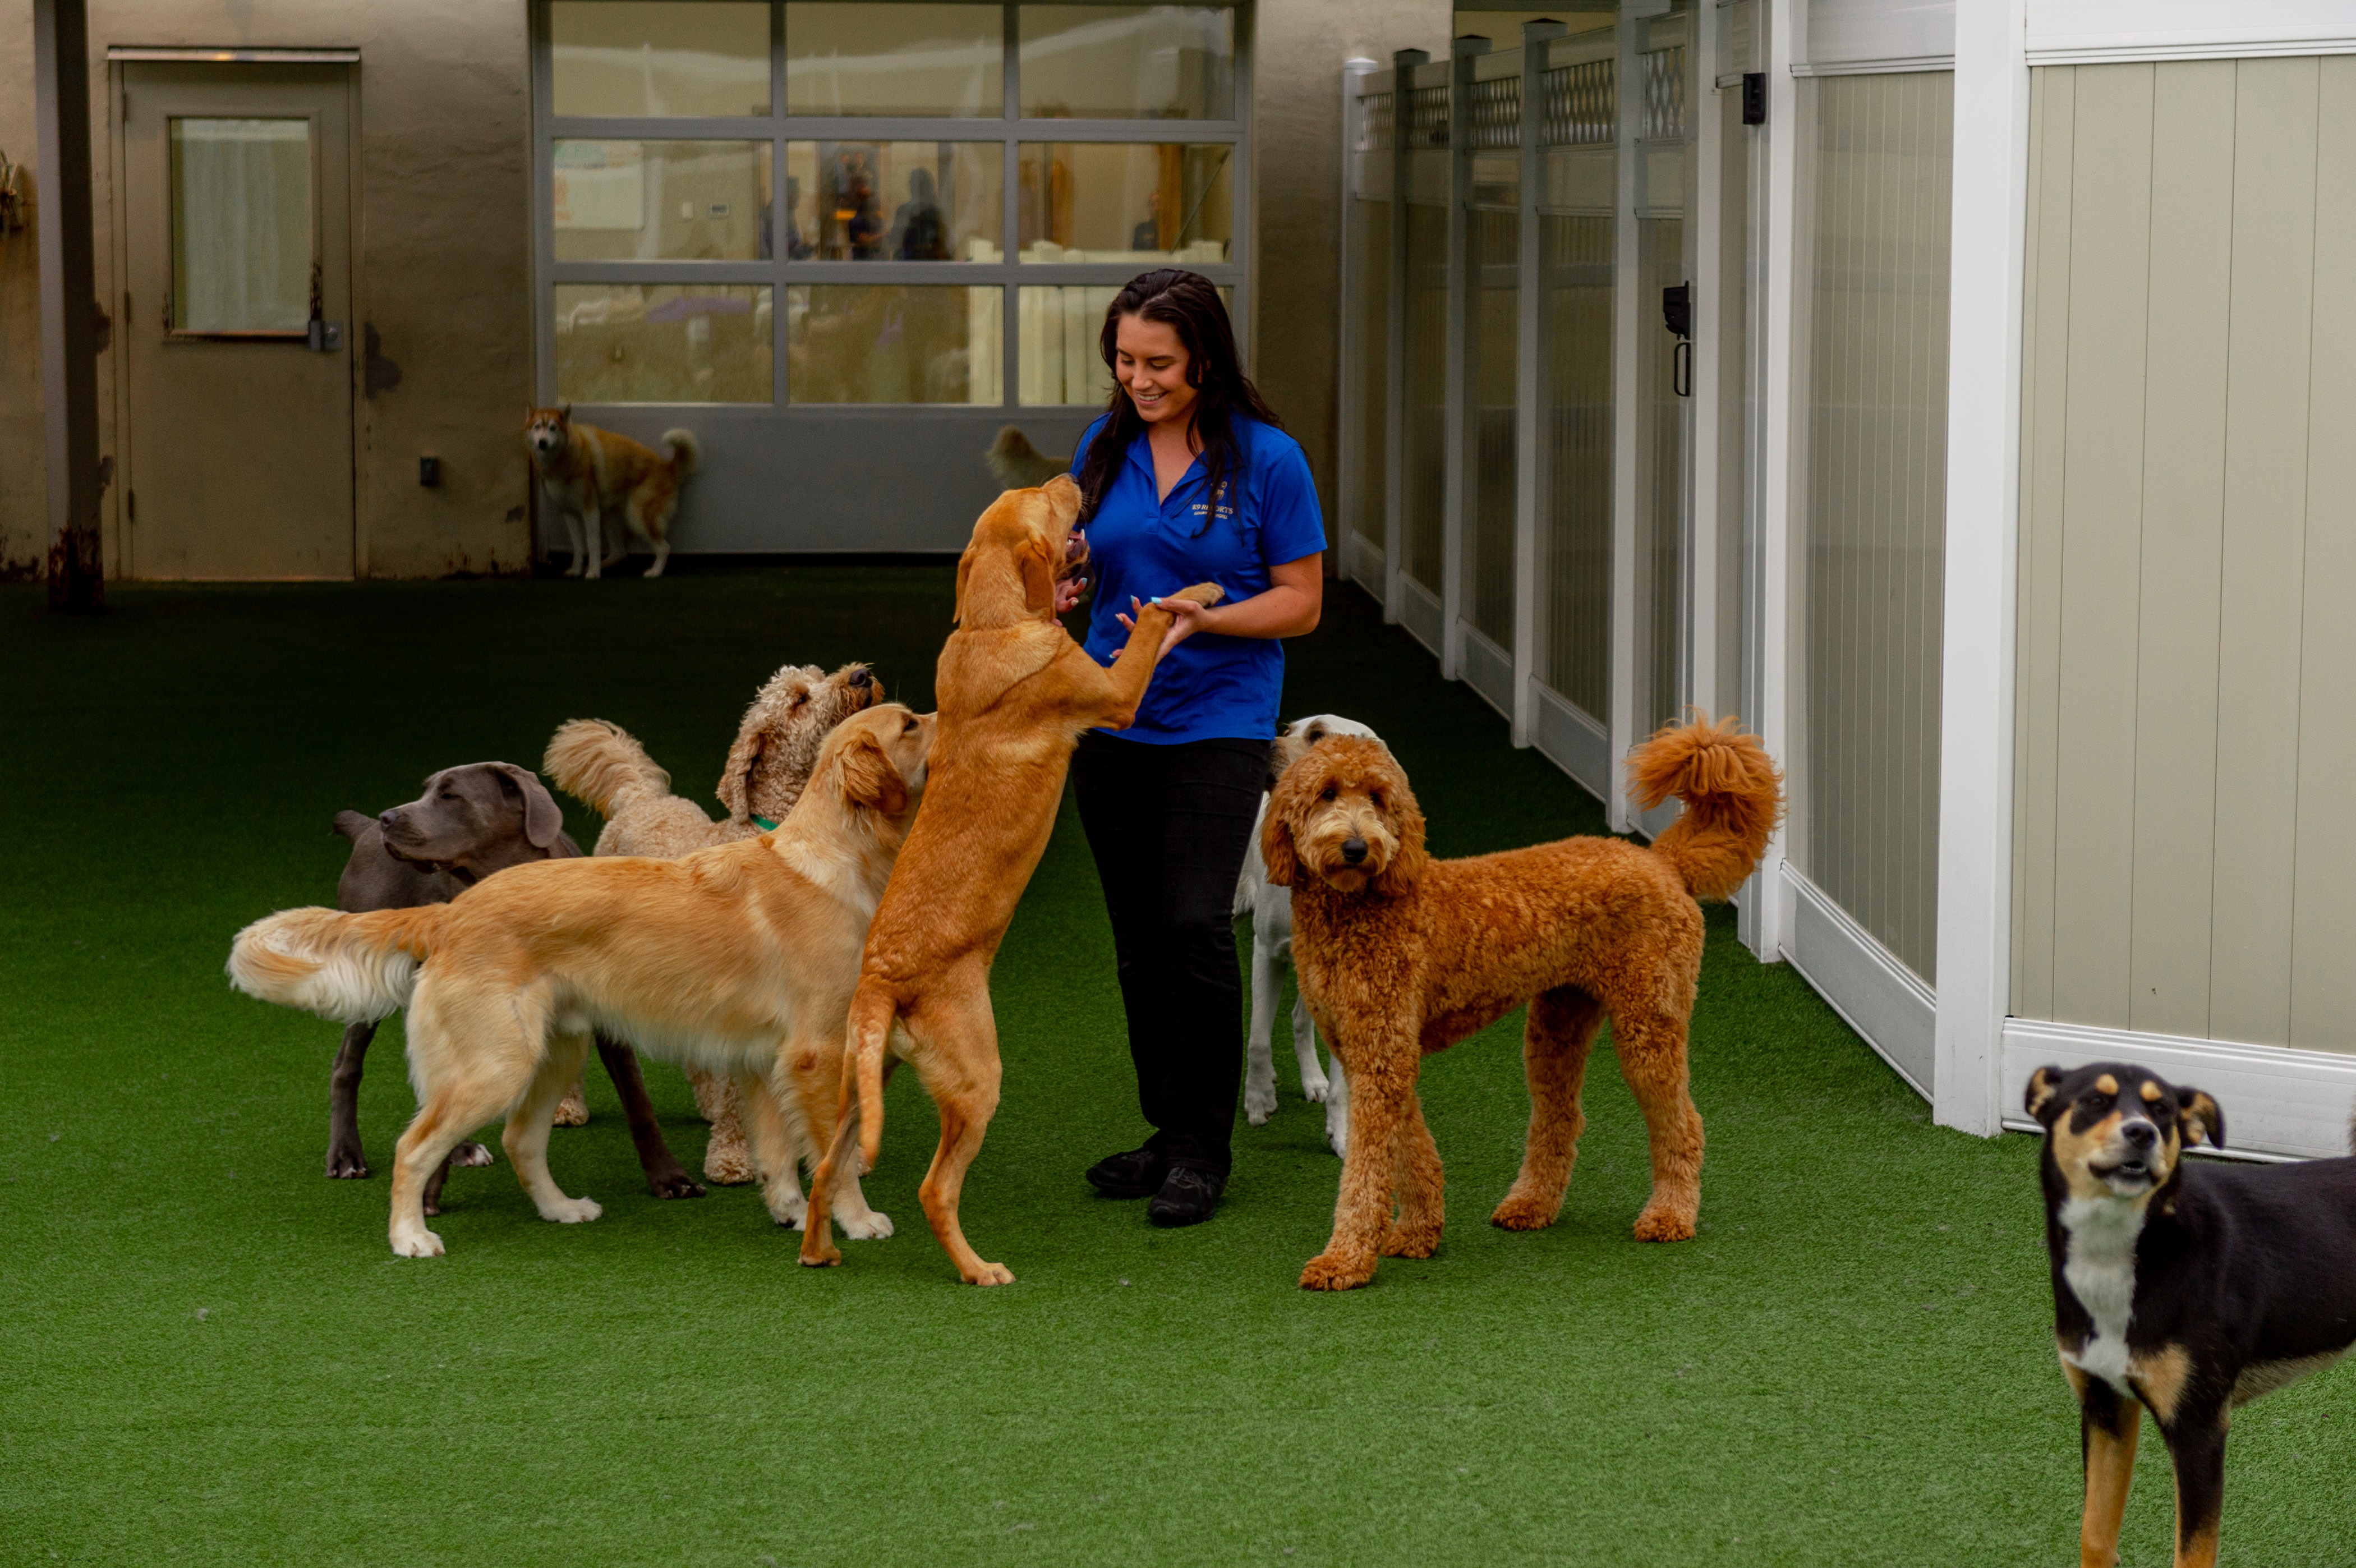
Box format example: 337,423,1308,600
1072,730,1270,1176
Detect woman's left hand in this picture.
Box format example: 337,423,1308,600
1117,594,1217,659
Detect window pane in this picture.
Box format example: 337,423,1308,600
783,142,1002,260
550,2,771,118
555,284,772,402
788,285,996,403
1018,282,1227,406
554,141,772,261
169,118,311,334
1016,143,1230,261
1019,6,1234,120
786,3,1003,117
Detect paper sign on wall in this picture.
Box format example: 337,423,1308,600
554,141,643,231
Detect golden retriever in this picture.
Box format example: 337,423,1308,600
798,476,1221,1285
228,704,935,1258
545,660,884,1178
1262,716,1783,1290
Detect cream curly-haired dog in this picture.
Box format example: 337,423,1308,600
545,661,881,1181
1263,715,1783,1291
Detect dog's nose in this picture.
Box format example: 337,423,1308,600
2122,1120,2158,1149
848,666,872,689
378,810,401,832
1341,837,1368,865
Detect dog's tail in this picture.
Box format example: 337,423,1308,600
331,810,374,843
846,982,896,1171
1628,714,1785,903
660,428,702,478
227,905,441,1023
545,719,672,820
985,425,1069,490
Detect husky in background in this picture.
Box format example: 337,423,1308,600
527,406,699,579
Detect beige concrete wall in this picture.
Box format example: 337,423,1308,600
0,0,532,579
0,3,47,577
1250,0,1449,537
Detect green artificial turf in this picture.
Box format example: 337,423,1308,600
2,571,2348,1566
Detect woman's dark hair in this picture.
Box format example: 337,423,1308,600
1075,269,1281,531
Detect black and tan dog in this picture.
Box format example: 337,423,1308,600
2026,1061,2356,1568
327,764,703,1211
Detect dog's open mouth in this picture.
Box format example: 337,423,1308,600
2091,1158,2152,1188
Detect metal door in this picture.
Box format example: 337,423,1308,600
121,62,354,578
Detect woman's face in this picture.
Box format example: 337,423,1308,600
1114,314,1197,429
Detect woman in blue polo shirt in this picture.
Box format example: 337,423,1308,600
1057,269,1326,1227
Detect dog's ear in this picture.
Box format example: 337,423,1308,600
2178,1087,2224,1149
487,764,565,849
1260,793,1302,888
1019,535,1057,617
2024,1066,2065,1125
559,403,572,425
1370,758,1427,899
838,729,908,817
716,730,763,824
953,545,974,625
1261,749,1325,888
1042,473,1082,529
1264,729,1308,795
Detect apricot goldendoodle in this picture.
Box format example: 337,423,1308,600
1263,716,1783,1291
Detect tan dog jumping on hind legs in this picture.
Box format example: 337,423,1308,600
799,476,1220,1286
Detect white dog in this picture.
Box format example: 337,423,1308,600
1235,714,1379,1155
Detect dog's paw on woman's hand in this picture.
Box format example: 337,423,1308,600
1298,1251,1376,1291
1168,581,1225,607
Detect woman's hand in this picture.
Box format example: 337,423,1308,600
1117,595,1214,659
1054,530,1088,614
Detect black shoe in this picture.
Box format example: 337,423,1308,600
1085,1147,1166,1199
1147,1164,1225,1227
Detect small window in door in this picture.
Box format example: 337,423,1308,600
168,117,314,336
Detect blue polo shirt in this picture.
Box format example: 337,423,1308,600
1071,413,1326,745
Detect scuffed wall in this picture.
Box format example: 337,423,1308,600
1250,0,1450,537
0,0,532,579
0,2,46,578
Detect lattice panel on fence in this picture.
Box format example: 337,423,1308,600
1642,46,1686,140
1404,83,1452,148
1465,75,1521,149
1543,59,1615,147
1358,90,1393,152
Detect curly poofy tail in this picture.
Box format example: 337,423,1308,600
545,719,672,820
227,905,442,1024
1629,714,1785,903
661,428,702,478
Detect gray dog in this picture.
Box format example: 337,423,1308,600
326,762,704,1212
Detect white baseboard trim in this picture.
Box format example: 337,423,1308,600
2000,1017,2356,1162
1530,681,1609,803
1400,574,1443,657
1460,623,1515,724
1341,530,1384,587
1781,868,1937,1098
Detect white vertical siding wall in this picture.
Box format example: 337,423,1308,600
1788,70,1955,986
2013,55,2356,1054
